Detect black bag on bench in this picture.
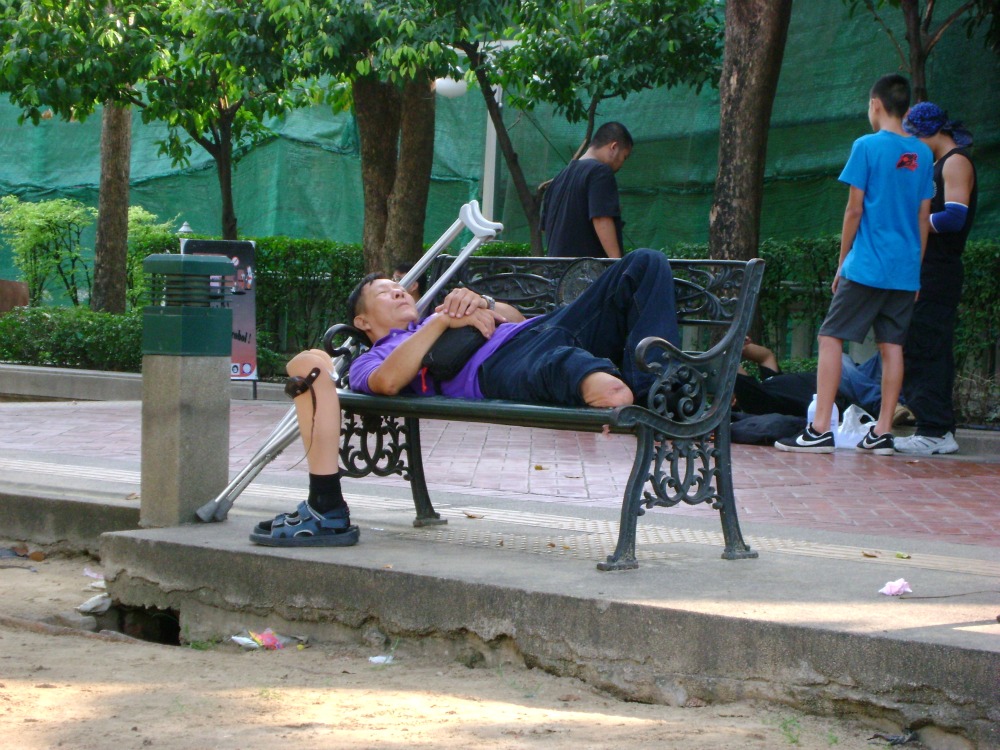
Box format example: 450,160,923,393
421,326,488,381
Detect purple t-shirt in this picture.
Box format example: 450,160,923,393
349,316,537,399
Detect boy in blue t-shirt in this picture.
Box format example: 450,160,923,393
777,74,933,455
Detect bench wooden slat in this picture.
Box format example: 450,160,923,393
339,390,620,431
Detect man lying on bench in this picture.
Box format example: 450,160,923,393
251,249,680,548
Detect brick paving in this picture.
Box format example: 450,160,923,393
1,399,998,547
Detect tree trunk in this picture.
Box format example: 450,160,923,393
354,76,402,272
384,77,436,267
216,115,238,240
901,1,928,101
90,102,132,313
708,0,793,262
462,42,544,255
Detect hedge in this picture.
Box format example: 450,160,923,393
0,306,143,372
3,234,997,382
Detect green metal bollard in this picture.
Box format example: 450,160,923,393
140,254,234,527
142,254,235,356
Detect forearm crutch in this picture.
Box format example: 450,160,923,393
195,201,502,522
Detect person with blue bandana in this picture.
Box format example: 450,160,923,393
895,102,978,455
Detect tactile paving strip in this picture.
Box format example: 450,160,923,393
1,458,997,577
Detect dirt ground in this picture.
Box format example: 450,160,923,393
0,550,904,750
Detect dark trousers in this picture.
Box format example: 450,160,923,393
903,297,958,436
480,249,680,406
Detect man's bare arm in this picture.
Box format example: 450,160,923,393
835,186,864,293
930,154,975,234
366,309,505,396
366,314,451,395
592,216,622,258
919,198,931,263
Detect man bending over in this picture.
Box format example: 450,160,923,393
250,250,680,548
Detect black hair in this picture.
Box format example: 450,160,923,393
393,260,426,296
346,272,387,319
870,74,911,119
590,121,633,150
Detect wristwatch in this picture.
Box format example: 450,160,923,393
481,295,496,310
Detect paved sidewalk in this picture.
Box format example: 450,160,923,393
3,397,999,747
1,398,998,548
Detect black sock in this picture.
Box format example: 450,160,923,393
308,473,346,515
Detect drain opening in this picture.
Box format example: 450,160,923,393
98,604,181,646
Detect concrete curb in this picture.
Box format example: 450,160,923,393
0,488,139,556
99,520,999,750
0,363,286,402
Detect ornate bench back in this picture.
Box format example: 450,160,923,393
426,256,749,327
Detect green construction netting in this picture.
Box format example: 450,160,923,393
1,0,997,283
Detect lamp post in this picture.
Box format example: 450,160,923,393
434,41,516,222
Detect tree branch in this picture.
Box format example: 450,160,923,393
926,1,976,54
922,0,936,35
863,0,908,69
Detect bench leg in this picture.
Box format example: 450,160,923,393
713,420,757,560
597,426,655,571
404,418,447,528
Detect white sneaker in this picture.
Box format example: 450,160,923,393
894,432,959,455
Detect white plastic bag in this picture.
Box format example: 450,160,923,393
835,404,875,449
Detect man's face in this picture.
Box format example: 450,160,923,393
868,97,880,132
391,270,421,297
354,278,419,338
609,143,631,173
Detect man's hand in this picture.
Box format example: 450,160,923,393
436,288,487,318
444,307,505,338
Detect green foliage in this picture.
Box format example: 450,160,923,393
498,0,724,124
0,1,160,124
4,233,995,386
0,195,96,305
778,715,802,745
253,237,365,352
663,236,1000,377
955,240,1000,372
143,0,308,172
753,236,841,351
0,306,142,371
0,0,315,239
126,207,176,310
663,236,840,355
474,241,533,258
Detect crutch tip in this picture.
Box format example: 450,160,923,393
195,504,221,523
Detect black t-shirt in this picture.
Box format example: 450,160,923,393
542,158,623,258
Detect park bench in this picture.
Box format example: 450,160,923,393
324,253,765,571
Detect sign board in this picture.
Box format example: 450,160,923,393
180,239,258,380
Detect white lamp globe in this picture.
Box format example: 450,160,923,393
435,77,468,98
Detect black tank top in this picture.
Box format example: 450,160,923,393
927,147,977,259
920,147,977,304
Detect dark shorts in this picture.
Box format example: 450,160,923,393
818,278,915,345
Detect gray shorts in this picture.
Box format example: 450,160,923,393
818,278,915,345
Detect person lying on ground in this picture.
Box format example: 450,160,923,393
734,338,886,419
250,249,682,549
